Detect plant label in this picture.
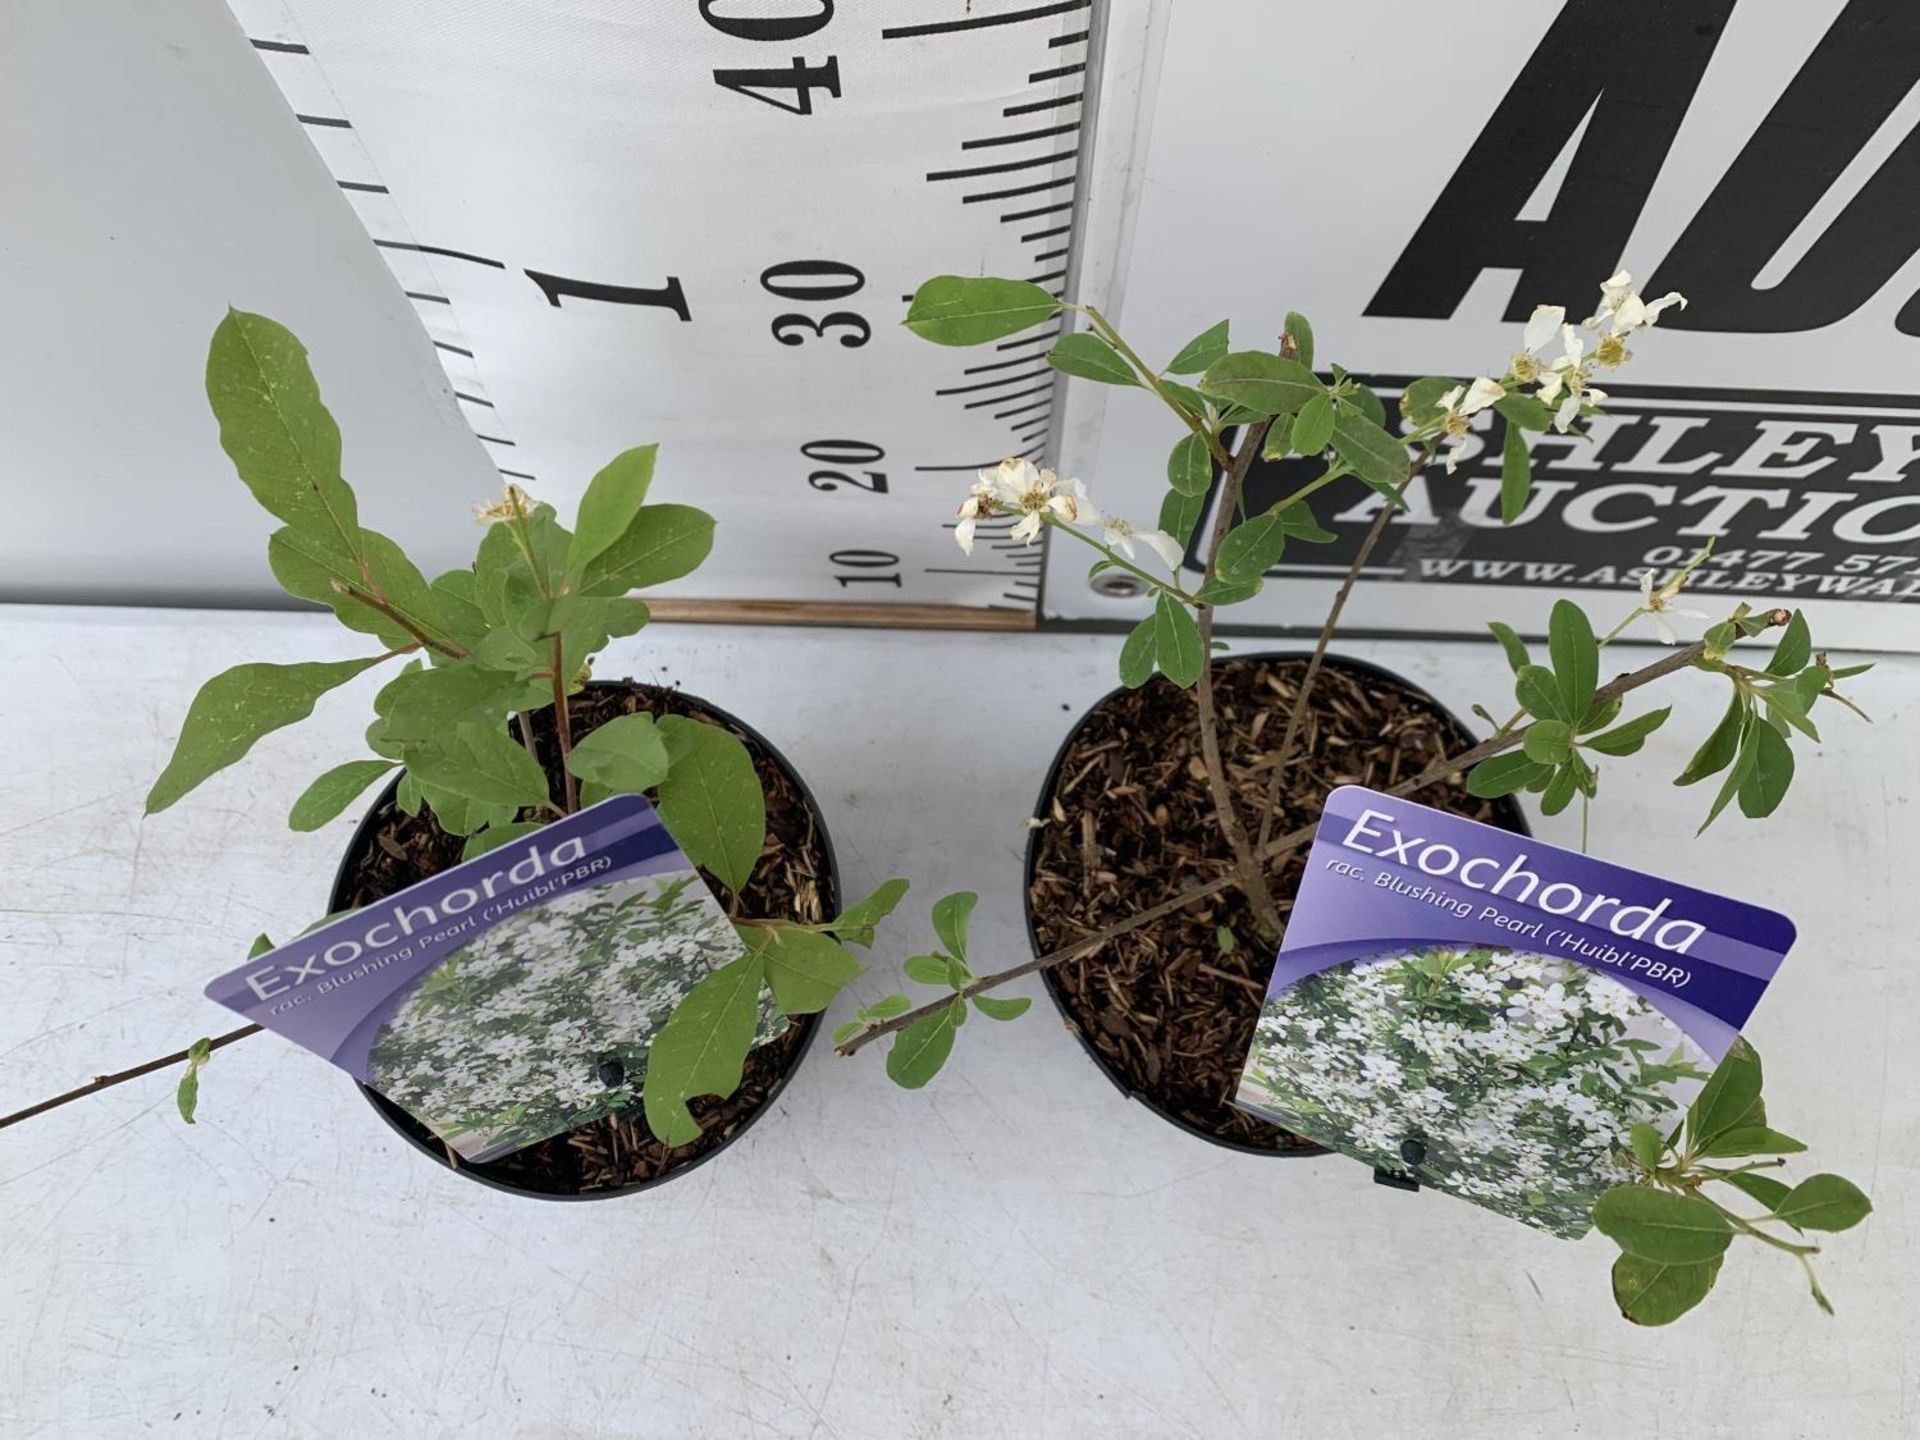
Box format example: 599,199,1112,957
1233,785,1796,1237
205,796,772,1162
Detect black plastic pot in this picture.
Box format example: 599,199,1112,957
1023,651,1531,1157
330,679,839,1201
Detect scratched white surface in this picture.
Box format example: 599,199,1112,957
0,606,1913,1439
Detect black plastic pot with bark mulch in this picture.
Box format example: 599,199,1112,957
1024,652,1528,1156
331,678,838,1200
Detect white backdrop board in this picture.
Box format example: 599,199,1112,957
1055,0,1920,649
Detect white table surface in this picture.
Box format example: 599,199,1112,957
1,605,1913,1439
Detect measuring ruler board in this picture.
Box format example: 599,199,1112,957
225,0,1109,617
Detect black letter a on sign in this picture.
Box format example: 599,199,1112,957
1366,0,1729,322
1650,0,1920,333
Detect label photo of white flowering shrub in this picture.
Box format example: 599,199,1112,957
1237,945,1711,1236
365,871,777,1163
1234,786,1796,1239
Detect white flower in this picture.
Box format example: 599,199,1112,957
955,458,1082,551
1091,511,1183,570
1435,376,1506,473
474,483,531,526
1637,566,1710,645
1583,270,1687,336
1535,326,1607,432
1509,304,1564,385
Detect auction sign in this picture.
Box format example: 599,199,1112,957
1054,0,1920,649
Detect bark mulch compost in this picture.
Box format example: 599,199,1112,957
333,680,835,1197
1027,654,1522,1154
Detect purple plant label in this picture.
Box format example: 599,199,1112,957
206,795,770,1163
1233,785,1795,1238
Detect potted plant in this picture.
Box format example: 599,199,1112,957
0,309,971,1199
829,271,1874,1324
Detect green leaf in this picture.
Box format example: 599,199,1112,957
931,891,978,964
1676,693,1745,785
1274,504,1336,543
655,715,766,894
176,1064,202,1125
565,712,671,795
1153,594,1204,688
381,663,526,742
1197,352,1322,416
1160,379,1212,421
756,925,860,1016
1548,599,1599,722
1118,615,1158,688
405,723,552,808
1539,761,1579,816
1591,1185,1735,1263
972,993,1031,1021
642,951,765,1145
1260,414,1294,460
903,276,1061,345
288,759,398,832
577,504,715,595
1737,716,1794,819
1194,576,1261,606
827,877,910,948
205,310,360,547
1585,706,1671,757
1522,719,1573,765
1774,1174,1872,1232
903,954,953,986
1465,751,1553,799
831,1020,862,1047
1399,376,1458,425
147,655,388,814
1329,409,1411,495
427,570,492,651
1166,319,1229,374
1499,422,1532,524
1166,433,1214,498
1282,311,1314,370
1343,383,1387,429
1628,1122,1665,1170
248,934,276,959
1048,332,1136,386
267,526,449,653
1611,1253,1720,1327
864,994,912,1021
1291,393,1336,455
1699,708,1760,833
1488,621,1530,673
1721,1171,1794,1216
566,445,657,577
1700,1127,1807,1158
1493,391,1555,432
1688,1038,1762,1149
1766,610,1812,676
1158,489,1205,548
1514,664,1566,722
1215,512,1287,586
885,1000,963,1089
461,820,546,861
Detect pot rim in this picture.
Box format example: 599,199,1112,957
1022,648,1532,1158
333,677,839,1202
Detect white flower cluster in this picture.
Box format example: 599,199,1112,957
954,458,1182,568
366,871,780,1161
1437,271,1688,473
1237,945,1706,1237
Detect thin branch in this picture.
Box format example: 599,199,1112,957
1255,454,1424,854
550,637,579,813
0,1024,261,1131
1193,419,1287,937
836,619,1784,1058
330,581,468,660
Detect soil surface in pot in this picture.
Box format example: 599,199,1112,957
334,681,834,1196
1029,655,1518,1152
